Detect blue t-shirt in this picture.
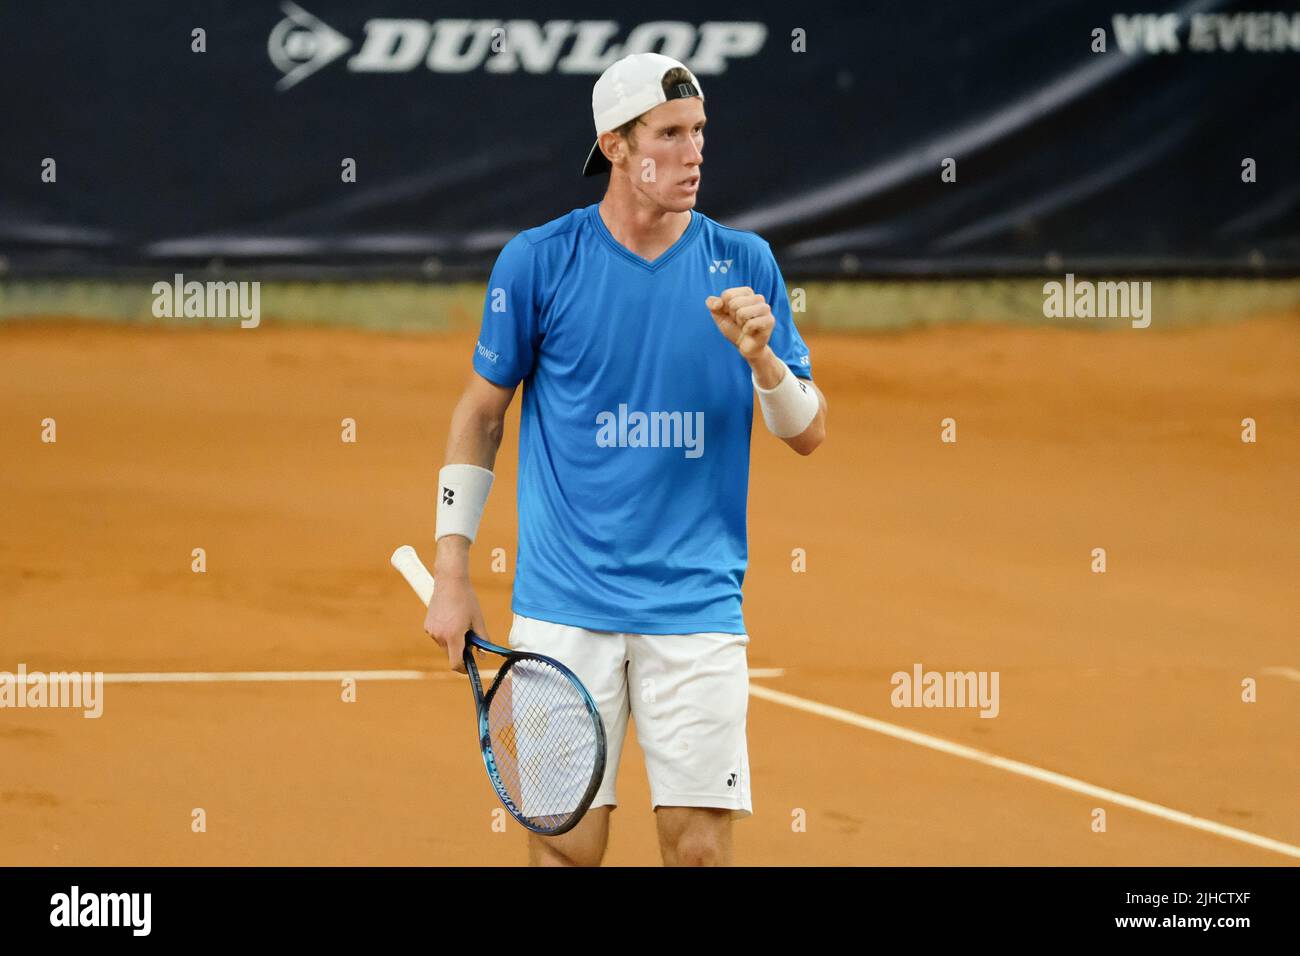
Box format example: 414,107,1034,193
472,203,812,635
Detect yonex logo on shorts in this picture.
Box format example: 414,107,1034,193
595,404,704,459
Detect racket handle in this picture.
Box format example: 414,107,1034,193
390,545,435,606
390,545,511,655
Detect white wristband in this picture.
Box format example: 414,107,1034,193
436,464,495,543
753,368,819,438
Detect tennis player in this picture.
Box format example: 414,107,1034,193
424,52,827,866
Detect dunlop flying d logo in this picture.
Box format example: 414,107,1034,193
268,2,352,91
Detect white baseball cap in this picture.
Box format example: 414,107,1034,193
582,52,705,177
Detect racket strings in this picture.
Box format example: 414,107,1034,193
485,657,600,830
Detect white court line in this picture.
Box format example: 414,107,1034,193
66,666,785,685
1262,666,1300,683
746,683,1300,862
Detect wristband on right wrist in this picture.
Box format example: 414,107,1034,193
752,367,819,438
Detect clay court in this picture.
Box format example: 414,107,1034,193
2,312,1297,866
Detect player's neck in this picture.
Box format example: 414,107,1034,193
598,186,691,262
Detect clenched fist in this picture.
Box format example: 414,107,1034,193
706,286,774,361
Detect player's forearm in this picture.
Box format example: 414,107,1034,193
747,344,788,389
782,390,827,455
436,399,507,576
747,346,828,455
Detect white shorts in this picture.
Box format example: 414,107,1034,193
507,613,753,820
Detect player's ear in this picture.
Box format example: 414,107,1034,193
599,129,624,168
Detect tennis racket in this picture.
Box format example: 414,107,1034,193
390,545,607,836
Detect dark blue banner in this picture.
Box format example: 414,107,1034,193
1,1,1297,276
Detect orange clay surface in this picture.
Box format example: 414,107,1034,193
1,317,1297,865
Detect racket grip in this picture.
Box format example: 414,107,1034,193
390,545,436,606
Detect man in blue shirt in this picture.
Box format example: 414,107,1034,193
424,52,827,866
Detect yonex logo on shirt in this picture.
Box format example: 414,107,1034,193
476,341,499,363
595,404,704,459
